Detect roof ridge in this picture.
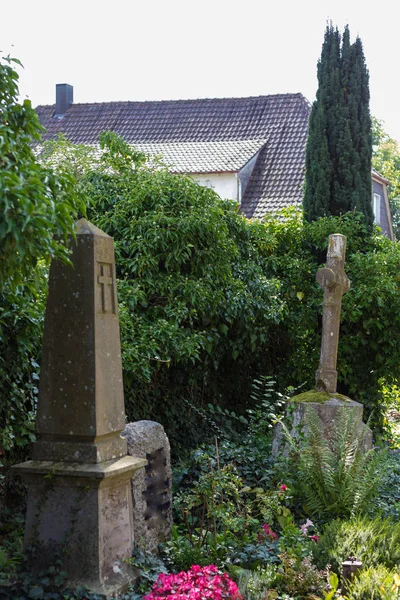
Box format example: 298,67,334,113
35,92,308,110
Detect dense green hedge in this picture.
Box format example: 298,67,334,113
84,134,284,450
4,122,400,459
262,209,400,423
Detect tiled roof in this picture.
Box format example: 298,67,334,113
36,94,311,218
134,140,267,173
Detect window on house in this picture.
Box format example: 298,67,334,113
373,193,381,224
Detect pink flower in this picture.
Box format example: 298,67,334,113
143,564,243,599
301,518,314,535
261,523,277,541
309,535,320,543
280,484,287,491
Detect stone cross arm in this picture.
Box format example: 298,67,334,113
316,266,350,294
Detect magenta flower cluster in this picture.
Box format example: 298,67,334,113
143,564,243,600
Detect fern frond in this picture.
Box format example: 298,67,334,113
296,406,388,519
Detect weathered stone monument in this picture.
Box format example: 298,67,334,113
12,219,146,598
315,234,350,394
123,421,172,553
273,233,372,453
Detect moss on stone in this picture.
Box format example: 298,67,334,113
290,389,352,404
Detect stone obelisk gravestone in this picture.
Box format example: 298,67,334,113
272,233,372,455
12,220,146,598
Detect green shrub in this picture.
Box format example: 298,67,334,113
0,276,45,459
173,377,286,492
81,133,284,451
236,565,278,600
125,548,168,596
290,408,389,519
161,527,217,572
0,56,84,287
275,553,329,599
370,449,400,521
346,565,400,600
313,517,400,573
0,55,83,463
263,209,400,427
41,134,400,448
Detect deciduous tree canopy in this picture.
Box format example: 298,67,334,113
372,116,400,238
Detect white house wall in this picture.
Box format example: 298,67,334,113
190,172,239,201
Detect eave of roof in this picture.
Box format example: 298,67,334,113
372,168,390,185
134,139,268,174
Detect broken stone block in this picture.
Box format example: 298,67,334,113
122,421,172,553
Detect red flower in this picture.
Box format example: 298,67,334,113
280,485,287,491
309,535,320,543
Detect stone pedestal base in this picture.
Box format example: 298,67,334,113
272,392,373,457
12,456,146,599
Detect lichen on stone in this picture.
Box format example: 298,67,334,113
289,389,352,404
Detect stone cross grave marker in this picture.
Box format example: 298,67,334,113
12,219,146,598
315,233,350,394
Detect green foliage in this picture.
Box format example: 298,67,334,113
126,548,168,596
168,461,258,570
346,565,400,600
263,209,400,425
276,553,329,599
164,411,297,572
77,133,284,450
41,134,400,448
371,450,400,521
278,521,315,562
161,525,212,572
237,565,278,600
0,277,44,456
313,517,400,573
174,462,250,547
288,408,389,520
0,509,24,582
173,379,287,500
0,55,85,286
304,24,373,227
237,556,331,600
372,116,400,238
0,56,83,461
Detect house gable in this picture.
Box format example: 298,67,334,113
372,170,394,239
35,91,394,238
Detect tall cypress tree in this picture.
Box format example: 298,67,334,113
304,24,373,227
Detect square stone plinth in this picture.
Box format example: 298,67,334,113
272,395,373,457
12,456,146,598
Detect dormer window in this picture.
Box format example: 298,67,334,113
373,193,381,224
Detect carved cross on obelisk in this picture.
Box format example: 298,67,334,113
315,234,350,394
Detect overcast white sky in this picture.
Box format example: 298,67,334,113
2,0,400,142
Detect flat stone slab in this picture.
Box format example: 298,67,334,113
13,456,147,480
